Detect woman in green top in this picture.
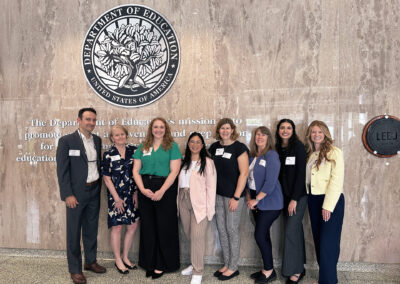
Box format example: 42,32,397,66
132,117,182,279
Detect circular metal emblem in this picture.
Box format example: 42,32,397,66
82,5,180,107
362,115,400,158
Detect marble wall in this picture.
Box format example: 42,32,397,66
0,0,399,265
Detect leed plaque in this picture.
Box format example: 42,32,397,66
362,115,400,158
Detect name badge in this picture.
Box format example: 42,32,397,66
110,155,121,161
285,156,296,165
215,148,224,156
143,147,153,156
222,152,232,159
69,150,80,156
259,159,266,167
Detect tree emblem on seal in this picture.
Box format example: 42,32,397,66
97,24,163,91
82,5,180,107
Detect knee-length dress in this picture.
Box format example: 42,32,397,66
102,144,139,228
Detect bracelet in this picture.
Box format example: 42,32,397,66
233,196,240,201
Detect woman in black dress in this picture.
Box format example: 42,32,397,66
102,125,139,274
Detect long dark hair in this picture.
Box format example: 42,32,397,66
275,118,300,153
181,132,210,175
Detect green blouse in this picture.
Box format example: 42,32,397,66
133,142,182,177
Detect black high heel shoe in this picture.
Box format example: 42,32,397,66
122,260,137,270
152,271,164,279
114,263,129,275
145,270,153,277
286,270,306,283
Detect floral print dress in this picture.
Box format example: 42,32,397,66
101,144,139,228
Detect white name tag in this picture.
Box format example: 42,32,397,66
110,155,121,161
222,152,232,159
259,159,266,167
143,147,153,156
285,156,296,165
69,150,80,156
215,148,224,156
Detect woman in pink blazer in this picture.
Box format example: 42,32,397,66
178,132,217,284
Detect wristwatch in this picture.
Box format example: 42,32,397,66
233,196,240,201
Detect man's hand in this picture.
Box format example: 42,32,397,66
65,195,79,208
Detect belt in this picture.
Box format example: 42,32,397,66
86,179,100,187
142,174,166,179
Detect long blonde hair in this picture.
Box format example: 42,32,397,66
142,117,174,151
305,120,333,170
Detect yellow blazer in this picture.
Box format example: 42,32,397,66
308,146,344,212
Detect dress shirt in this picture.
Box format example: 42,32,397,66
78,130,99,183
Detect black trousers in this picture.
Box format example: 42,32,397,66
253,209,281,271
138,175,180,272
66,183,100,274
308,194,344,284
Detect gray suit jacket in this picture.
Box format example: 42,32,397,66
56,130,102,201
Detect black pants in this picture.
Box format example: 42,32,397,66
138,175,180,272
253,209,281,270
66,183,100,273
308,194,344,284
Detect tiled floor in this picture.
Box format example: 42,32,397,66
0,253,399,284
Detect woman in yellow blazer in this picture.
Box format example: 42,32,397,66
305,121,344,284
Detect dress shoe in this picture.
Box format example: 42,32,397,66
255,269,276,284
122,260,137,270
84,262,107,273
115,263,129,274
70,273,87,284
218,270,240,281
250,270,263,279
286,270,306,283
152,271,164,279
145,270,153,277
213,270,223,277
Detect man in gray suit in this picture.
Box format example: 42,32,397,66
56,108,106,284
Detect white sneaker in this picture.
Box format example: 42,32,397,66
190,275,202,284
181,265,193,276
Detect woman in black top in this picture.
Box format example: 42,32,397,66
209,118,249,281
275,119,307,284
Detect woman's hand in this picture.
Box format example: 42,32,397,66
152,189,165,201
322,209,331,222
229,198,239,211
114,198,126,214
141,188,154,199
288,200,297,216
247,199,258,210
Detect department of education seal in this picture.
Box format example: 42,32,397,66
82,5,180,107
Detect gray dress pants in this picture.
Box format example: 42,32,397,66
215,195,244,271
281,195,307,276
